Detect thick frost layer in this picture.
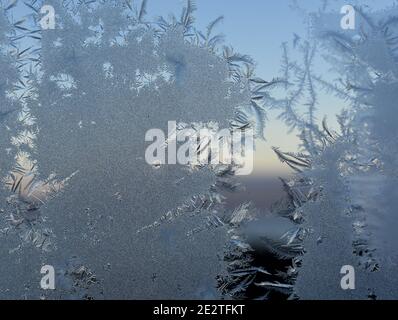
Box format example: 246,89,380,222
0,0,261,299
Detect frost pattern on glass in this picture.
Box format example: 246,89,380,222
219,2,398,299
220,3,398,300
0,0,264,299
291,4,398,300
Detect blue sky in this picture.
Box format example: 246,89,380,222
158,0,397,176
147,0,328,176
148,0,305,78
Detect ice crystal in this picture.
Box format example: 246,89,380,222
219,2,398,300
0,0,263,299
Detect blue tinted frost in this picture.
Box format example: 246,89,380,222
0,0,263,299
5,0,398,301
